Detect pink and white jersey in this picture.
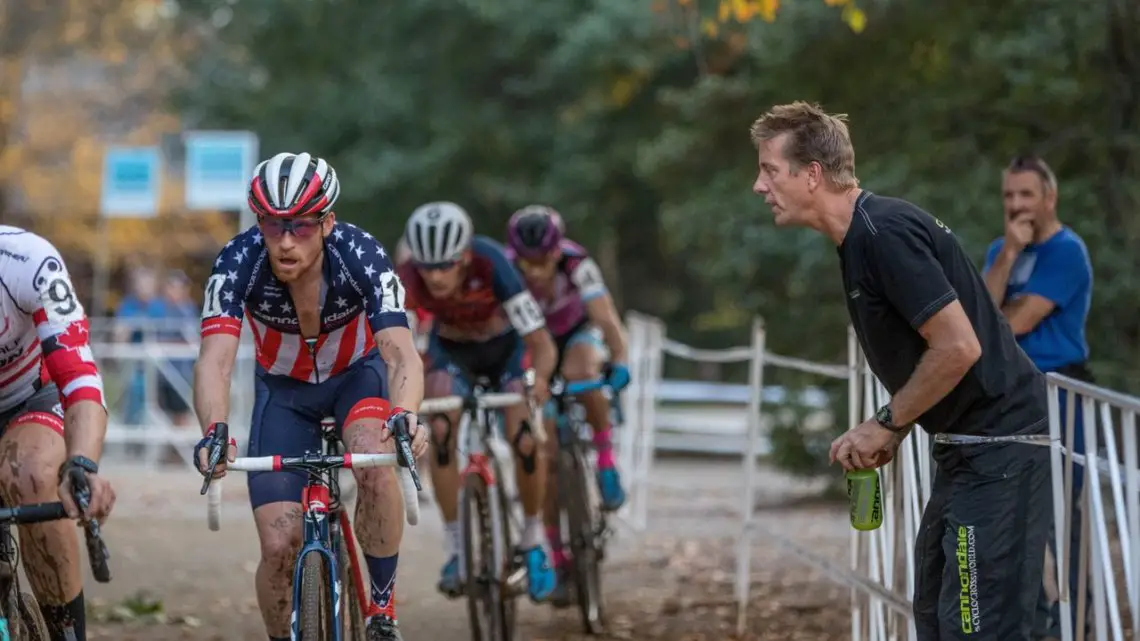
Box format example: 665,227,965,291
508,239,607,338
0,227,105,414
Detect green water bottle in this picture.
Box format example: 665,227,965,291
846,469,883,531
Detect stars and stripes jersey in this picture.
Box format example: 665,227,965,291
200,222,410,382
397,235,547,337
505,239,607,338
0,226,105,414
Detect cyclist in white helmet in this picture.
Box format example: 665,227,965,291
193,152,428,641
395,202,560,602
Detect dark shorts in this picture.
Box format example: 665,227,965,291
425,330,527,394
157,378,190,415
913,428,1052,641
0,384,64,437
247,352,389,510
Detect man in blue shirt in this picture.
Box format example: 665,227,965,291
982,155,1093,641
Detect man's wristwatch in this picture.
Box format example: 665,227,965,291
874,405,908,433
58,455,99,483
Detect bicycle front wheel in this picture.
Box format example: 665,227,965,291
461,472,513,641
298,551,334,641
6,590,49,641
564,447,605,634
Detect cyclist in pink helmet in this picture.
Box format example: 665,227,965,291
505,205,631,605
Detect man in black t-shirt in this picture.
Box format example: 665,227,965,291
748,101,1051,641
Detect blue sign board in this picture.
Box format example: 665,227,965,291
184,131,259,212
100,147,161,218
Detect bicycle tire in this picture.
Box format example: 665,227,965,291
337,538,367,641
461,473,509,641
8,591,49,641
490,458,517,641
564,447,605,634
298,551,333,641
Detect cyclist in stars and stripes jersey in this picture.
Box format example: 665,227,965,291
192,152,429,641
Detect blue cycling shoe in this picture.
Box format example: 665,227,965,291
523,546,557,602
596,467,626,512
437,555,463,598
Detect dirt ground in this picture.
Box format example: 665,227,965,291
69,458,854,641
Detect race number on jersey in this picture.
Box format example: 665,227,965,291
503,291,546,335
569,257,607,301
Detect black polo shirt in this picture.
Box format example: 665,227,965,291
839,191,1046,436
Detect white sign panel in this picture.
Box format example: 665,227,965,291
183,130,259,212
100,147,161,218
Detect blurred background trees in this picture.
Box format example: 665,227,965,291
4,0,1137,473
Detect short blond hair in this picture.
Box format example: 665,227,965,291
750,101,859,190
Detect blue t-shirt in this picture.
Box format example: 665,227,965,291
983,227,1092,371
115,295,153,343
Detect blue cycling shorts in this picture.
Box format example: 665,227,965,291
543,324,608,419
247,351,388,510
426,330,527,395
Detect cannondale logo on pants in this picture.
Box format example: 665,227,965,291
956,525,981,634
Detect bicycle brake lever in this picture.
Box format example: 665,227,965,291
392,414,423,491
200,423,230,495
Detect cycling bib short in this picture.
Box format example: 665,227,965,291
246,352,389,509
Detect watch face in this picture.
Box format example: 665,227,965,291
876,406,892,425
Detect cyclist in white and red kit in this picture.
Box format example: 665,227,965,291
0,226,116,641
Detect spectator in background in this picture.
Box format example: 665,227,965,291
151,270,197,431
114,266,159,426
982,155,1093,641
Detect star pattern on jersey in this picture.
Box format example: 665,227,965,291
258,301,272,312
335,296,348,308
281,301,293,314
364,264,376,278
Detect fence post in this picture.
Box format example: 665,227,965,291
734,317,767,637
847,326,863,641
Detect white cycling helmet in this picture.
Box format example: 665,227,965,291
248,152,340,217
404,202,474,264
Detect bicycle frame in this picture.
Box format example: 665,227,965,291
454,383,520,589
203,418,421,641
0,500,109,640
287,425,349,641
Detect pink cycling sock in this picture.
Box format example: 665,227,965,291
551,547,570,569
546,525,562,552
593,426,615,469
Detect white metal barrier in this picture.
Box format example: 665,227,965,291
88,316,258,468
1046,373,1140,641
849,367,1139,641
622,312,855,635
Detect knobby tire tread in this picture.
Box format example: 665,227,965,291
566,447,605,634
299,551,332,641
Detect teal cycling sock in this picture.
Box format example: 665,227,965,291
366,553,399,610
